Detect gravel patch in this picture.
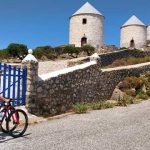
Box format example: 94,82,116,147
38,57,88,75
38,60,68,75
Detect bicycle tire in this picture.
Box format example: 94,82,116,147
1,109,15,133
6,109,28,138
1,109,10,133
1,115,8,133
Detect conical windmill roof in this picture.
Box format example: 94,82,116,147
122,15,145,27
72,2,103,17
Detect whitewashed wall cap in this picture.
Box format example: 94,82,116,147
22,49,38,62
90,53,100,61
90,53,99,58
28,49,33,54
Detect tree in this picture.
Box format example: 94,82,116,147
33,46,56,60
81,45,95,56
0,49,9,60
7,43,28,60
64,46,80,58
54,46,65,56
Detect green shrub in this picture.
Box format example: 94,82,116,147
117,96,126,106
81,45,95,56
123,89,136,97
117,95,134,106
118,47,127,50
136,94,148,100
7,43,28,60
54,46,64,56
125,96,134,104
0,49,9,60
137,89,148,100
103,102,114,109
136,89,145,95
136,89,148,100
72,102,88,114
33,46,56,60
91,101,103,110
64,46,80,58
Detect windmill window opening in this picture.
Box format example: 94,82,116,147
82,18,87,24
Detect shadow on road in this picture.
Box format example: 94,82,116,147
0,132,31,143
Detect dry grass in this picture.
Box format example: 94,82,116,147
108,56,150,68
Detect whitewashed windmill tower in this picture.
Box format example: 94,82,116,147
69,2,104,51
147,24,150,42
120,15,147,48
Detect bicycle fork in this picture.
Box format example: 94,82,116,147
12,111,19,124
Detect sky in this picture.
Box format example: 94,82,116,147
0,0,149,49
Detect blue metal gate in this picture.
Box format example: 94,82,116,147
0,62,27,106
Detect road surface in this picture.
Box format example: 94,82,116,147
1,100,150,150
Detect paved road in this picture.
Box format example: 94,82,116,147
1,100,150,150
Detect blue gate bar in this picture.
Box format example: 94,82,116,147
7,65,11,98
22,67,27,105
17,68,21,105
3,64,7,98
12,66,16,106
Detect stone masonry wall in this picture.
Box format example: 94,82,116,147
99,49,150,67
28,60,150,116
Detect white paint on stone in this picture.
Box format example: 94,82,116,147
22,49,38,63
90,53,100,61
28,49,33,54
22,54,38,62
102,62,150,72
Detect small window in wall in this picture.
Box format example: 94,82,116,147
82,18,87,24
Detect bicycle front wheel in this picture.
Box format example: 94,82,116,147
6,109,28,138
1,109,11,133
1,114,8,133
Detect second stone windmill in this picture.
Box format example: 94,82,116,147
120,15,150,49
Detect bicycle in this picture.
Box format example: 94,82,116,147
0,99,28,138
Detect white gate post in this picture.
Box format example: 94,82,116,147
22,49,38,112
